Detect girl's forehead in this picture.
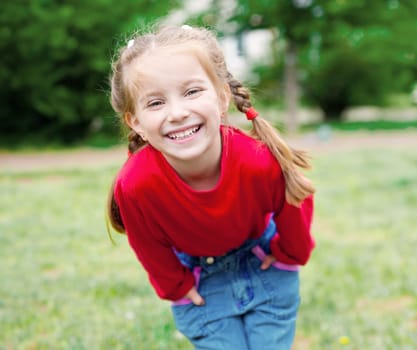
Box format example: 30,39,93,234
129,50,212,87
135,47,204,71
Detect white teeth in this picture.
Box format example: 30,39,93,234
167,126,200,140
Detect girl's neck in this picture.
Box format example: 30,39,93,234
179,160,221,191
164,138,222,191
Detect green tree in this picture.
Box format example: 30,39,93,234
228,0,317,131
0,0,180,144
226,0,417,123
303,0,417,119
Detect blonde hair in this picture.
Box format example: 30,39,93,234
107,25,315,233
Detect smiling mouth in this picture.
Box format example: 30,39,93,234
166,125,201,140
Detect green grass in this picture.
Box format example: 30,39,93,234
299,147,417,349
302,119,417,132
1,140,417,349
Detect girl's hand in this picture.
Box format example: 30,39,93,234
260,254,276,270
184,286,205,306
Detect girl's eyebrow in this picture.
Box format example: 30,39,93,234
180,78,207,88
139,92,160,105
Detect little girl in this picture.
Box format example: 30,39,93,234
107,24,315,349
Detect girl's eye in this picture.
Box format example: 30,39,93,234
185,88,201,97
147,100,163,108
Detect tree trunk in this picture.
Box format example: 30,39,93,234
284,41,299,134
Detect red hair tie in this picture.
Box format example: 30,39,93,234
245,107,259,120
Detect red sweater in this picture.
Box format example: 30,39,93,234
114,126,314,301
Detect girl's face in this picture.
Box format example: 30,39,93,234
126,50,230,171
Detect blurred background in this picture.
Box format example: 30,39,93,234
1,0,417,147
1,1,416,349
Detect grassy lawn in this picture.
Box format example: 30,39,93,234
1,139,416,349
302,119,417,132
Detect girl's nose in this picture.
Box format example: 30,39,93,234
167,100,189,122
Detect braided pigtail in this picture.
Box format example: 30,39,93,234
127,129,146,155
106,179,125,234
227,72,252,113
106,33,154,234
106,129,146,235
227,72,315,206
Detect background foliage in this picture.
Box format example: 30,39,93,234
1,0,416,143
0,0,180,144
226,0,417,120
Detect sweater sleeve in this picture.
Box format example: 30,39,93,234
270,195,315,265
114,183,195,301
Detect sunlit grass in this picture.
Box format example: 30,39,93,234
296,147,417,349
0,170,190,350
1,141,416,349
303,119,417,132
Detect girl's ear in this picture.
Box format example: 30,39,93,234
123,112,138,129
124,112,138,129
124,112,146,140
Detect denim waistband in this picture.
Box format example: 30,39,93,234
175,216,277,271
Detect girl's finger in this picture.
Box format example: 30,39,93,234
261,254,276,270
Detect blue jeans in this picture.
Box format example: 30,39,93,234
171,218,300,350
